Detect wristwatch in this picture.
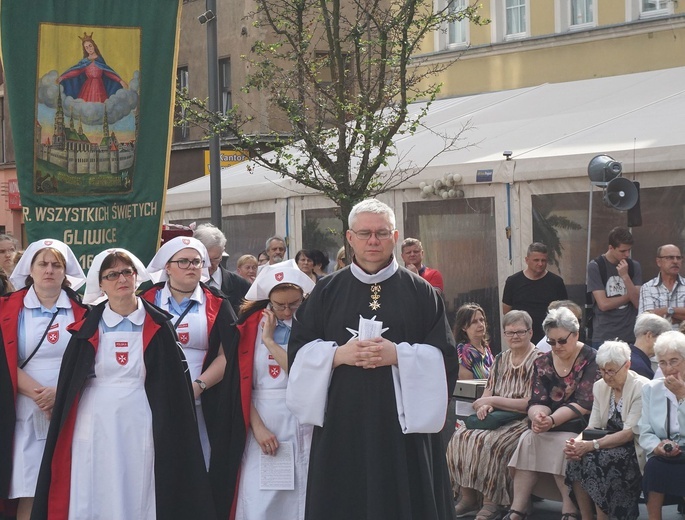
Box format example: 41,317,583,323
592,439,600,451
667,306,675,317
194,379,207,391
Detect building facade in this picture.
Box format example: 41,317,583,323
0,63,24,244
167,1,685,346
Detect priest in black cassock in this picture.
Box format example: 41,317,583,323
287,198,458,520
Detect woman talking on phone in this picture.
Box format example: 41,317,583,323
232,259,315,520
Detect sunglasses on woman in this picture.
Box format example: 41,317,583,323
546,330,573,347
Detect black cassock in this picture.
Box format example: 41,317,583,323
288,264,458,520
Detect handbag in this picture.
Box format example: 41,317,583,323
464,355,527,430
550,403,588,434
582,428,609,441
581,410,621,440
465,410,527,430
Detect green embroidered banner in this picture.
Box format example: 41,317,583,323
0,0,181,269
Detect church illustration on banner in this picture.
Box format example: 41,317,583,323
34,30,140,196
36,92,136,187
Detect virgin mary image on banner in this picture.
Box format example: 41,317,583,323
56,32,129,103
35,24,140,196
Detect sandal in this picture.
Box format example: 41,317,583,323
560,514,580,520
502,510,527,520
475,502,504,520
454,500,480,518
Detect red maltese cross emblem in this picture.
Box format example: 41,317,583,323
178,332,190,344
182,238,190,245
275,272,284,282
44,240,53,246
116,352,129,366
47,330,59,344
269,364,281,379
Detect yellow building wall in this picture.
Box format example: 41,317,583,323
424,25,685,98
531,0,555,36
598,2,626,24
471,1,493,46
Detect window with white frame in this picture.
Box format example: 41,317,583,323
570,0,593,26
628,0,673,19
448,0,469,47
505,0,526,37
642,0,669,12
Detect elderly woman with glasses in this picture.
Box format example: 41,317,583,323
228,259,315,519
639,331,685,520
448,311,540,520
505,307,599,520
31,248,214,520
564,341,649,520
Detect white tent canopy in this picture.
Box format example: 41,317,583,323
165,66,685,214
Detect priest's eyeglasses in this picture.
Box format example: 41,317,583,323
101,268,136,281
349,229,394,241
168,258,203,269
503,329,530,338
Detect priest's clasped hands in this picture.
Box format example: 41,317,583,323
333,337,398,369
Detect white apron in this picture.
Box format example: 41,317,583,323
68,328,156,520
9,307,73,498
235,318,312,520
162,293,211,467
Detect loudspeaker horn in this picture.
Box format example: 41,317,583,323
588,155,622,186
603,177,638,211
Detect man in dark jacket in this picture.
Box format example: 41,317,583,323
194,223,250,314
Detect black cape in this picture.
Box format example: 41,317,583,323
31,299,217,520
289,266,458,520
141,281,246,520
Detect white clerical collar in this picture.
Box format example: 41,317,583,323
23,285,71,312
210,268,222,288
161,281,204,305
350,257,399,284
103,298,146,327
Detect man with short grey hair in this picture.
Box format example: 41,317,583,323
639,244,685,330
194,223,249,313
264,235,286,265
287,198,457,520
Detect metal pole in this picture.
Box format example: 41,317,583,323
206,0,222,228
585,184,594,341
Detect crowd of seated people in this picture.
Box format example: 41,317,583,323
448,305,685,520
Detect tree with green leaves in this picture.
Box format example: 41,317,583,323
177,0,487,241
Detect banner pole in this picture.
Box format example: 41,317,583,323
206,0,222,228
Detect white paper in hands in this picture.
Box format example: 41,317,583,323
260,441,294,490
353,315,389,341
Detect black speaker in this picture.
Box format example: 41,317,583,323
588,155,622,185
603,177,638,211
627,181,642,227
